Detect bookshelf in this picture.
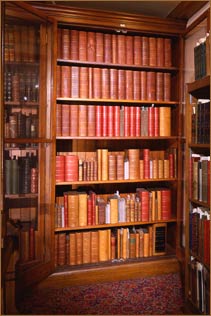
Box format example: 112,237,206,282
184,11,210,315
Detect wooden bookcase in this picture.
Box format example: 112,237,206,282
184,10,210,315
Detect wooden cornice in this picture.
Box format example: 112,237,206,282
31,2,187,35
167,1,209,20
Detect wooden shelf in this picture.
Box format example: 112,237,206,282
187,75,210,99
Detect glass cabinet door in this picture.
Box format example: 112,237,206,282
1,1,55,295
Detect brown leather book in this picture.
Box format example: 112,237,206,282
79,67,89,98
87,31,96,62
99,229,111,262
87,105,96,136
157,37,164,66
133,71,141,100
110,68,118,99
142,36,149,66
118,69,126,100
134,35,142,65
82,231,91,264
117,34,126,64
69,233,76,265
61,104,70,136
140,71,147,100
149,37,157,66
91,231,99,263
70,104,79,136
112,34,117,64
164,38,172,67
93,68,102,98
156,72,164,101
78,105,87,136
126,35,134,65
96,32,104,62
125,70,133,100
56,103,62,136
164,73,171,101
57,233,66,266
61,28,70,60
79,30,87,61
104,33,112,63
76,232,83,264
128,149,140,179
161,189,171,220
147,72,156,101
61,66,71,97
78,192,88,227
71,66,79,98
159,107,171,136
101,68,110,99
70,29,79,60
129,233,136,259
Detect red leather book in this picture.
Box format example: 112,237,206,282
65,155,79,181
88,67,93,98
149,37,157,66
143,148,150,179
118,69,126,100
79,67,89,98
101,68,110,99
135,106,141,137
126,35,134,65
134,36,142,65
61,28,70,60
79,31,87,61
112,34,117,64
56,155,65,182
142,36,149,66
203,219,210,265
208,160,210,204
133,71,141,100
125,70,133,100
117,34,126,64
157,37,164,67
107,105,114,137
156,72,164,101
70,29,79,60
70,105,79,136
78,105,87,136
102,105,108,137
164,38,172,67
104,33,112,63
161,189,171,220
114,105,120,137
95,105,102,137
56,103,62,136
124,106,130,137
87,105,96,136
148,106,155,137
96,32,104,62
87,31,96,62
147,72,156,101
90,191,96,225
169,153,174,178
154,107,159,137
61,66,71,97
136,189,149,221
61,104,70,136
164,73,171,101
110,68,118,99
140,71,147,100
93,68,102,99
129,106,136,137
71,66,79,98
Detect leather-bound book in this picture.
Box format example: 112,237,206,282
101,149,108,181
164,73,171,101
79,31,87,61
161,189,171,220
142,36,149,66
164,159,170,179
95,105,102,137
67,192,79,227
57,28,62,59
143,148,150,179
118,69,126,100
61,104,70,136
56,155,65,183
148,106,155,137
122,228,129,259
57,66,61,97
71,66,79,98
111,234,117,260
91,231,99,263
78,192,88,227
79,67,89,98
129,149,140,180
66,234,70,264
129,233,136,258
117,34,126,65
56,103,62,136
102,105,108,137
110,68,118,99
129,107,136,137
54,234,59,266
109,196,118,223
114,105,120,137
149,37,157,66
143,230,149,257
96,32,104,62
78,105,87,136
159,107,171,136
134,35,142,65
133,71,141,100
65,155,79,181
108,154,117,180
99,229,111,261
164,38,172,67
104,33,112,63
70,29,79,60
76,232,83,264
61,28,70,60
87,31,96,62
107,105,114,137
147,72,156,101
124,106,130,137
87,105,96,136
101,68,110,99
117,154,124,180
126,35,134,65
158,159,164,179
82,231,91,264
70,104,79,136
112,34,117,64
125,70,133,100
140,71,147,100
156,72,164,101
157,37,164,67
154,107,159,137
61,66,71,98
69,233,76,265
88,67,93,98
141,107,148,136
135,106,141,137
57,233,66,266
93,68,102,99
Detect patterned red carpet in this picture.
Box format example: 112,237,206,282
17,273,184,315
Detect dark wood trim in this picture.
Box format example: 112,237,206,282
167,1,209,20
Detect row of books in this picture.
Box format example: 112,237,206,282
56,104,171,137
188,259,210,314
56,148,177,183
55,224,167,267
4,70,39,103
4,24,39,63
194,33,210,80
58,28,172,68
5,111,38,139
191,101,210,144
19,226,37,263
5,154,38,195
57,66,172,102
189,207,210,266
55,188,172,228
9,207,37,224
189,154,210,204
